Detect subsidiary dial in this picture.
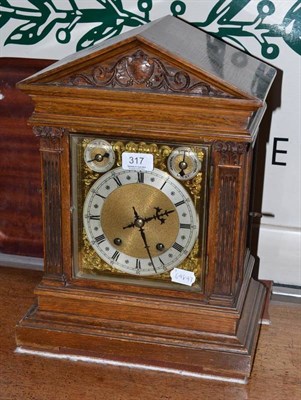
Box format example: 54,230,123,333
84,139,115,173
167,147,202,180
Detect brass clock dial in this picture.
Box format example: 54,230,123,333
167,146,202,180
83,167,199,276
84,139,115,172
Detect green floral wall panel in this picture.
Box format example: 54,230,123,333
0,0,300,59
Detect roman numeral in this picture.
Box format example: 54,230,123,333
89,215,99,220
160,180,167,190
137,172,144,183
175,200,185,207
112,250,120,261
113,176,122,187
158,257,167,271
180,223,191,229
95,193,106,200
94,234,106,244
172,242,184,252
136,259,141,269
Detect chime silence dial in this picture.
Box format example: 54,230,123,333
168,146,202,180
83,168,199,276
84,139,115,172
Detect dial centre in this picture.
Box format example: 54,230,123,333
101,182,179,259
95,153,104,162
134,217,145,228
179,160,188,170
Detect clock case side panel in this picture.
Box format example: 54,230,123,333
205,141,258,307
32,126,70,286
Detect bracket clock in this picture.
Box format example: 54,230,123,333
16,16,276,381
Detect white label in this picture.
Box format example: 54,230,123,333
170,268,196,287
122,152,153,172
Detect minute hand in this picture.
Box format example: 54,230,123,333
139,226,157,273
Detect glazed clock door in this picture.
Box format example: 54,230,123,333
71,134,209,292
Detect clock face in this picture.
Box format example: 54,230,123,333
83,168,199,276
71,135,208,291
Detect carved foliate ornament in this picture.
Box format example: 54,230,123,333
33,126,66,140
213,141,248,165
58,50,234,98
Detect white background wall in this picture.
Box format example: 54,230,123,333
1,0,300,286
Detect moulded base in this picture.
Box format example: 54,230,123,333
15,274,266,381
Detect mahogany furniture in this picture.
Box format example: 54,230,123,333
0,58,53,257
15,16,276,381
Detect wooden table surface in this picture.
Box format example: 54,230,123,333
0,266,300,400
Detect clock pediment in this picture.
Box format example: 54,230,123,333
17,16,276,141
18,16,275,104
46,48,235,99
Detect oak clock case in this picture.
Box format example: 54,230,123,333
15,15,276,382
71,135,209,291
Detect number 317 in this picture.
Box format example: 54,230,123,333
129,156,144,165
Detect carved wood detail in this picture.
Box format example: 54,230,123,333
213,141,248,165
209,141,248,298
33,126,65,141
42,153,62,276
214,166,239,295
35,126,66,277
59,50,233,98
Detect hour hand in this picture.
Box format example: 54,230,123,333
123,221,135,229
144,207,175,224
122,207,141,229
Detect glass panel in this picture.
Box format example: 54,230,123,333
71,134,209,292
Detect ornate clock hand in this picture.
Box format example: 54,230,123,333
124,207,175,229
122,207,142,229
138,225,157,274
144,207,175,224
122,206,158,273
132,206,139,220
123,221,135,229
156,207,175,224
